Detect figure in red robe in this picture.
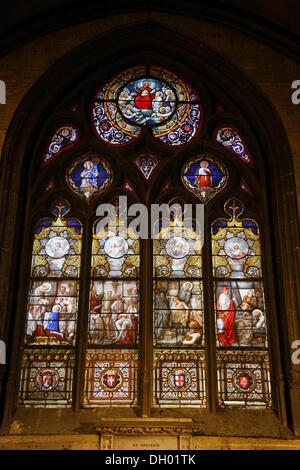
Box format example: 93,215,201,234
217,287,238,346
134,80,157,110
195,160,212,187
90,289,103,313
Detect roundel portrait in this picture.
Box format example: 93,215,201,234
66,154,113,199
181,156,228,203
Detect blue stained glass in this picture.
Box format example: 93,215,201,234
118,78,177,126
242,220,258,235
185,161,224,188
36,219,52,234
66,156,113,199
224,198,244,218
67,220,82,235
92,65,202,147
214,126,253,167
93,100,138,145
181,156,228,204
69,161,109,190
51,201,69,218
41,126,79,167
212,220,227,235
155,100,201,146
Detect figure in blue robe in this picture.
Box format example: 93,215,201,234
80,160,99,188
45,305,61,331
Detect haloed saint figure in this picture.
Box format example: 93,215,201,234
80,160,99,189
118,77,177,125
66,155,113,199
181,156,228,203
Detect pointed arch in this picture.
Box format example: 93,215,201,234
0,23,298,435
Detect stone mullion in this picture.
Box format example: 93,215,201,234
203,211,217,413
73,216,91,411
139,234,153,417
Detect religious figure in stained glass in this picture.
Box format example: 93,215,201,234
85,204,140,407
215,281,266,348
19,200,82,407
118,78,176,125
212,198,270,407
92,215,140,278
181,156,228,203
153,280,203,347
31,201,82,278
89,280,139,346
26,200,81,347
26,280,78,346
66,155,113,199
92,65,201,146
154,215,202,278
152,195,205,409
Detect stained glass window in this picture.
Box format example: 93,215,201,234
213,126,253,167
19,201,82,407
153,204,206,407
41,126,79,167
19,350,74,408
212,198,271,407
133,153,159,181
66,154,113,200
18,65,275,418
181,156,228,203
92,65,201,146
84,207,140,406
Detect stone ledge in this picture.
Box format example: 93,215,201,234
0,434,99,450
193,436,300,450
0,433,299,450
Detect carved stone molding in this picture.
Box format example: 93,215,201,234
96,418,198,450
98,426,198,435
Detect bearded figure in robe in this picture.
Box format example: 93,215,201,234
33,282,52,336
217,286,238,346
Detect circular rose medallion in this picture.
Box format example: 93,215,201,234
224,237,249,259
45,236,70,258
35,368,59,391
166,237,189,259
117,77,177,126
104,236,128,258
